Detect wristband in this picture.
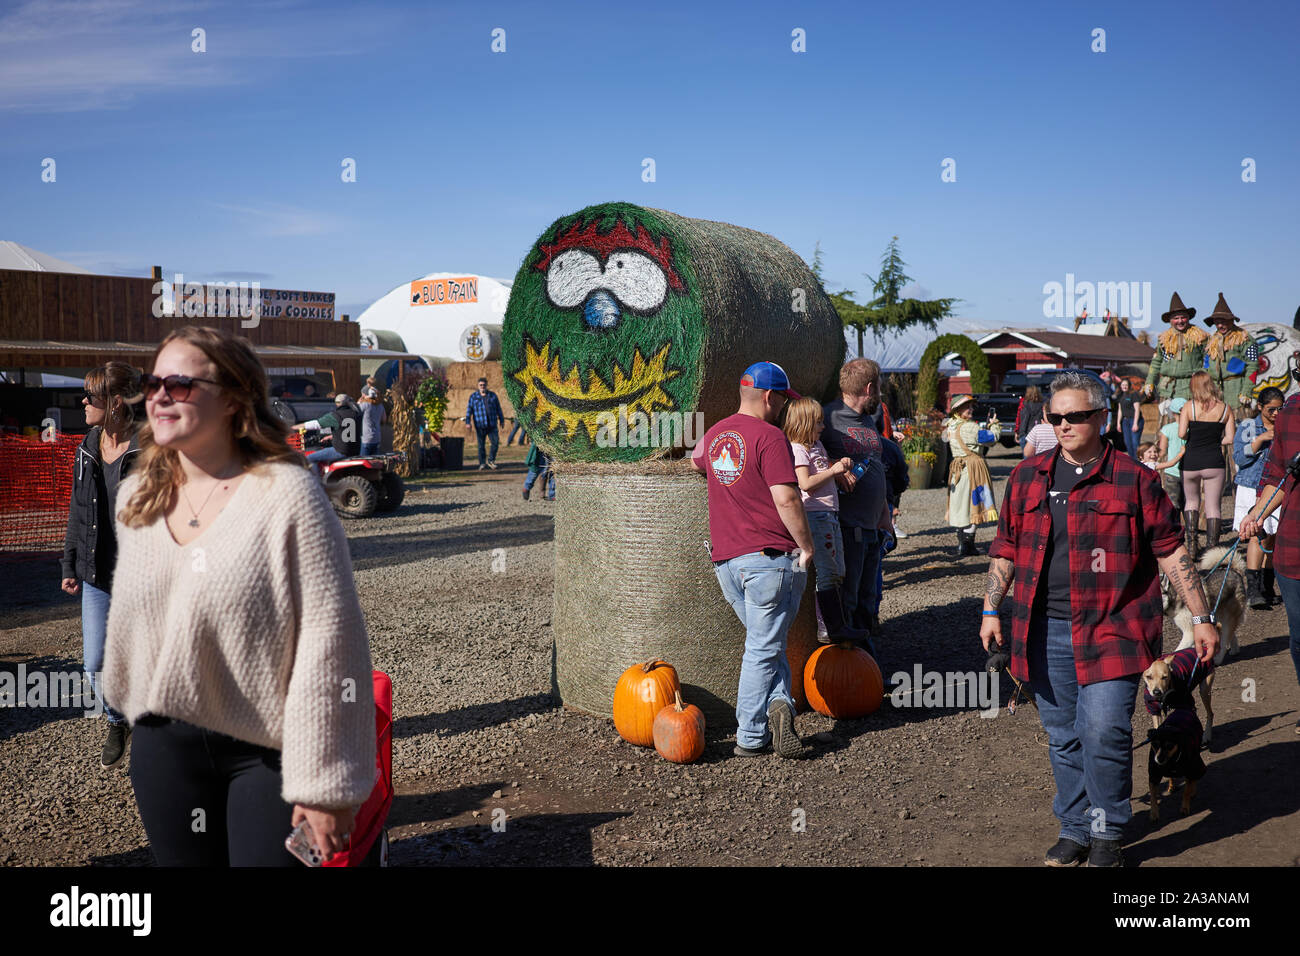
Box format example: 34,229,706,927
982,610,999,616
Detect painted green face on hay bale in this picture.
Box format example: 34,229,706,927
503,203,703,462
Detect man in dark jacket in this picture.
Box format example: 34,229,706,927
304,394,362,470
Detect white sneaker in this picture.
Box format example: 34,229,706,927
893,523,908,539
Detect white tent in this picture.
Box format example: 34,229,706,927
356,272,513,363
0,241,93,274
845,316,988,373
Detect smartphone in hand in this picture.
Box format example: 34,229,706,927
286,820,325,867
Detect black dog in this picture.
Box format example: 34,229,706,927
1147,708,1207,822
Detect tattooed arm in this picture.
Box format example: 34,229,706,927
979,557,1014,651
1156,545,1221,663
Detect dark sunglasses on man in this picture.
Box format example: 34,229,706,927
1045,408,1104,426
141,373,222,402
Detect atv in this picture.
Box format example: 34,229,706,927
320,453,406,518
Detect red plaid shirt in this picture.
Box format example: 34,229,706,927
1258,393,1300,578
989,442,1184,686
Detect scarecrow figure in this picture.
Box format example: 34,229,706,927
943,393,998,556
1203,293,1260,420
1145,291,1207,404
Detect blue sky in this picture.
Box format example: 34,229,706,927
3,0,1298,332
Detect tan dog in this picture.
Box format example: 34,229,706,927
1142,654,1215,743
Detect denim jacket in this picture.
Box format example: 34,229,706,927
1233,415,1271,490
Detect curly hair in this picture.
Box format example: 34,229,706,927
118,326,305,528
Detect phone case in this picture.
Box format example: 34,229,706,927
286,820,325,867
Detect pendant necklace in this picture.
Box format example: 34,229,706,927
1063,451,1100,476
181,477,227,528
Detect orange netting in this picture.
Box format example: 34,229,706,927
0,432,81,553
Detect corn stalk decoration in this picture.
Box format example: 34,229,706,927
388,371,428,478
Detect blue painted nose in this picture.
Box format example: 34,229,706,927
583,290,621,330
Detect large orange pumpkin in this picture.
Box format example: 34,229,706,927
613,659,680,746
803,642,884,718
653,690,706,764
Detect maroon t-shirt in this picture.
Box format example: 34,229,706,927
696,412,799,562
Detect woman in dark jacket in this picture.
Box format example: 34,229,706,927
60,362,143,768
1016,386,1044,452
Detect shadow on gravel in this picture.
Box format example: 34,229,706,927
0,557,79,629
388,781,506,826
0,654,95,741
384,501,476,518
1126,739,1300,866
389,811,628,866
348,514,555,571
394,693,556,739
90,846,154,867
1222,631,1290,664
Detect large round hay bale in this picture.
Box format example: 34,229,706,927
551,461,819,728
459,323,502,362
503,202,845,463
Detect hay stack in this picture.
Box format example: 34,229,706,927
503,202,845,463
459,323,502,362
443,360,518,441
551,461,819,727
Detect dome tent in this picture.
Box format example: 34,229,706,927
356,272,512,363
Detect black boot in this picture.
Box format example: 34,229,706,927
1262,567,1278,607
960,528,979,557
1183,511,1200,562
1246,569,1268,610
954,530,968,557
815,588,870,645
1205,517,1221,551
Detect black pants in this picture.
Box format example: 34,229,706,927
129,716,299,867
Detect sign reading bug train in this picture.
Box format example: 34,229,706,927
165,281,336,320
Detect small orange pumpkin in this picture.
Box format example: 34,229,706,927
803,642,884,718
613,659,680,746
653,690,706,763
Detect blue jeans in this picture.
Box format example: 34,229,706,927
1125,418,1145,459
1273,570,1300,686
506,421,524,444
360,440,380,456
473,425,499,466
82,582,125,724
524,465,555,498
806,510,844,591
713,552,807,749
840,522,880,630
1029,615,1140,845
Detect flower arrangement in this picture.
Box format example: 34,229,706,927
898,420,942,461
415,371,450,436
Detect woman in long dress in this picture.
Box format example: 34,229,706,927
945,394,998,556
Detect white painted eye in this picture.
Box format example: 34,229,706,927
545,250,602,308
602,251,668,313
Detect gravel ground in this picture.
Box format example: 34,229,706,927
3,443,1299,867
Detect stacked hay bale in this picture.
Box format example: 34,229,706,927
442,360,517,442
503,202,844,726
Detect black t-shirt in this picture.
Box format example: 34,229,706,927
1038,453,1085,619
1119,393,1139,423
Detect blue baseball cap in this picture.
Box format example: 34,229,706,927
740,361,800,399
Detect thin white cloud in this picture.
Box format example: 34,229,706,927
207,200,342,237
0,0,396,113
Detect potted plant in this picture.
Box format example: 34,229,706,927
899,420,941,489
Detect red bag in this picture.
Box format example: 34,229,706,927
322,670,393,866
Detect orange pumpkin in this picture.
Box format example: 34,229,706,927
653,690,706,763
613,659,680,746
803,642,884,718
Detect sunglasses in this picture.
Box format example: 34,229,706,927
1046,408,1104,426
142,373,221,402
82,392,105,406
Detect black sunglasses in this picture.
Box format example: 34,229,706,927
1046,408,1105,426
142,373,222,402
82,392,105,406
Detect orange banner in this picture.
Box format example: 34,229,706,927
410,276,478,306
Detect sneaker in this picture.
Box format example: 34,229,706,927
522,488,530,501
733,742,771,758
893,523,908,539
767,699,809,758
478,464,486,471
101,723,131,769
487,461,498,469
1087,838,1124,868
1043,837,1088,867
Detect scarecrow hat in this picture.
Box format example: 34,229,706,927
1204,292,1242,327
949,393,977,415
1161,291,1196,323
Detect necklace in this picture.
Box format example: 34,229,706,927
180,471,239,527
1062,450,1101,476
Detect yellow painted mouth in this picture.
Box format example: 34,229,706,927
513,339,680,442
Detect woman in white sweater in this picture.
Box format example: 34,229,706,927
104,326,375,866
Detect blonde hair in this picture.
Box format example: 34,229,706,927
782,396,824,448
1189,370,1222,408
839,358,880,397
119,326,305,528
